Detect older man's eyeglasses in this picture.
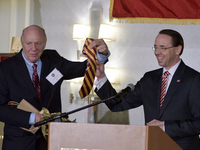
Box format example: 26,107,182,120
152,46,174,51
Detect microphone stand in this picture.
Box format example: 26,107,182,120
34,94,117,127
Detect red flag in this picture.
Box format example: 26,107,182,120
110,0,200,24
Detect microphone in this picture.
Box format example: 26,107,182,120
115,83,135,101
34,84,135,127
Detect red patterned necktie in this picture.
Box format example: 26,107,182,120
160,71,170,108
32,64,41,101
79,38,97,99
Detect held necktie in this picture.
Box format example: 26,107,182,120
79,38,97,99
160,71,170,108
32,64,41,101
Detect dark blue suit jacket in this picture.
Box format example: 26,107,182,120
96,60,200,150
0,50,87,150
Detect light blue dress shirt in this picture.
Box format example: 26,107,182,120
97,50,110,64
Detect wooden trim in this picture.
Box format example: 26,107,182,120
0,53,16,62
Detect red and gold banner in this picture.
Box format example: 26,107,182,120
109,0,200,24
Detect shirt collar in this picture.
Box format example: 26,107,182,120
163,59,181,76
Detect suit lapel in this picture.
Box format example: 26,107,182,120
40,54,51,87
40,52,53,103
158,61,185,118
14,51,38,98
153,69,163,119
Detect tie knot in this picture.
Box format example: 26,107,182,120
164,71,170,77
32,64,37,72
33,64,37,68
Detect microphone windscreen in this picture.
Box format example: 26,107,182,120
127,83,135,92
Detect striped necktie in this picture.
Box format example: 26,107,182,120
160,71,170,108
32,64,41,101
79,38,97,99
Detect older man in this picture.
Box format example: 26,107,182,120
0,25,109,150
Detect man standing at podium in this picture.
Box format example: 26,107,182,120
95,29,200,150
0,25,109,150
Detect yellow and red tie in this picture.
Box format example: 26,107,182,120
79,38,97,99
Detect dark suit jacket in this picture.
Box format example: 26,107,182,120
0,50,87,150
96,60,200,150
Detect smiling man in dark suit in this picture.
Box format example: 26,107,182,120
95,29,200,150
0,25,109,150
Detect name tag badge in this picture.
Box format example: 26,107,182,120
46,68,63,85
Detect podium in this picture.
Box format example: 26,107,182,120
48,122,182,150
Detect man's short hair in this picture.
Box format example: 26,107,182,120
159,29,184,55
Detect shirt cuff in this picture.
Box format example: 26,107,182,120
29,112,36,125
94,76,108,90
96,50,110,64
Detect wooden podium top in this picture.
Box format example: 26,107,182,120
48,123,182,150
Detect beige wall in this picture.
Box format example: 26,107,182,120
0,0,27,53
0,0,11,53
